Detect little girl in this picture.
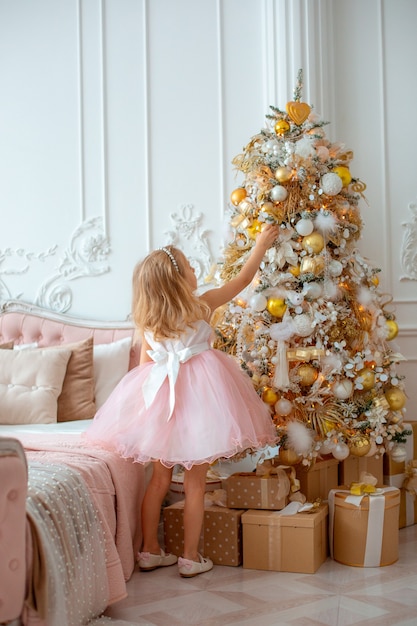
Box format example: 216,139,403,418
85,223,278,578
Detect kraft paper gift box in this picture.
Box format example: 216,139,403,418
383,421,417,478
384,460,417,528
328,486,400,567
241,503,328,573
224,471,289,510
163,499,244,566
296,457,339,502
338,455,384,487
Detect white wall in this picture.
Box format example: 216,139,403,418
0,0,416,412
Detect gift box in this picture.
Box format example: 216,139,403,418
224,471,289,510
338,455,384,487
241,504,328,573
384,460,417,528
383,421,417,477
296,458,339,502
329,486,400,567
167,469,222,504
163,499,244,566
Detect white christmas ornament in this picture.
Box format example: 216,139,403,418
321,172,343,196
292,314,313,337
332,379,353,400
302,282,322,300
275,398,293,416
332,442,350,460
287,291,304,306
295,218,314,236
249,293,268,312
320,439,334,455
328,260,343,277
390,444,407,463
270,185,288,202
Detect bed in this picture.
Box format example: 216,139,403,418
0,300,147,626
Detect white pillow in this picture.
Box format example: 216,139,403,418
93,337,132,408
0,348,72,424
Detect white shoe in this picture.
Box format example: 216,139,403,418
178,553,213,578
137,549,178,571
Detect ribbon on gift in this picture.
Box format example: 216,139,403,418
402,462,417,498
328,487,399,567
256,460,300,494
204,489,228,507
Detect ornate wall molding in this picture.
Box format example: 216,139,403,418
0,217,111,313
400,199,417,281
164,204,215,289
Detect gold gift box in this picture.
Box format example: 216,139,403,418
330,487,400,567
224,472,288,510
163,500,244,566
338,455,384,487
384,460,417,528
241,504,328,574
295,457,339,502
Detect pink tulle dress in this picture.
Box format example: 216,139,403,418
85,320,277,468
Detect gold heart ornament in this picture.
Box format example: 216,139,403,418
286,101,311,125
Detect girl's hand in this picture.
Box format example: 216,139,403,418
255,223,279,251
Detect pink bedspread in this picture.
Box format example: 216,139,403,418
12,432,145,607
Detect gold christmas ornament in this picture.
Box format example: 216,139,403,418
297,364,318,386
289,265,301,277
385,319,399,341
266,297,287,318
247,220,262,239
356,367,375,391
371,275,379,286
349,434,371,457
230,188,247,206
278,447,301,466
286,101,311,125
274,119,290,135
300,256,325,276
260,201,275,216
262,386,279,405
384,387,406,411
302,232,325,254
333,166,352,187
275,166,292,183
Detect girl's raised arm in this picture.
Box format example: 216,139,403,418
201,223,278,312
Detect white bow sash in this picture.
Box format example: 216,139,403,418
142,342,209,421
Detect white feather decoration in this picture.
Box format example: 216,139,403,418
314,209,337,233
286,421,314,455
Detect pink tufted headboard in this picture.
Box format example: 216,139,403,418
0,301,140,369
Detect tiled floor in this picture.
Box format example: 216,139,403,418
102,524,417,626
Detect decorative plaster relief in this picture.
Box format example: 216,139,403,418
0,217,110,313
36,217,111,312
400,200,417,281
164,204,215,289
0,245,58,302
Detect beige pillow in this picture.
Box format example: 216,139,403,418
93,336,132,408
0,348,72,424
51,337,96,422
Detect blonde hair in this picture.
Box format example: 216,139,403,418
132,246,210,340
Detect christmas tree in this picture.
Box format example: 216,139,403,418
213,70,408,467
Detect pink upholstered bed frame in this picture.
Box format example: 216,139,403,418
0,301,144,626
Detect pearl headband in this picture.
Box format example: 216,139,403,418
159,247,180,273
